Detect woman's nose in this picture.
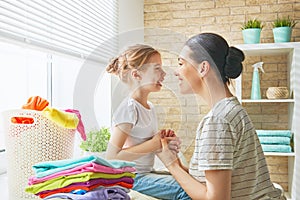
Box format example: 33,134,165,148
174,68,179,76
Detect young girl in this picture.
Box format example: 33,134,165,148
157,33,285,200
105,44,190,200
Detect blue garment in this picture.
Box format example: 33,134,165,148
132,173,191,200
258,136,291,145
33,155,135,178
261,144,292,153
71,189,87,195
256,130,292,138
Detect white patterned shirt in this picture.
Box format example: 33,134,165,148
189,97,282,199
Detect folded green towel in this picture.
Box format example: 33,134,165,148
258,136,291,145
261,144,292,153
256,130,292,138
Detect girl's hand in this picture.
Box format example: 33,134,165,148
151,131,164,150
160,129,176,137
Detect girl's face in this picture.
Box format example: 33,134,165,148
139,53,166,92
175,46,201,94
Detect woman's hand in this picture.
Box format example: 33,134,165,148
164,136,181,153
160,129,181,153
156,137,180,168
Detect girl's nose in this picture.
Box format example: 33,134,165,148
162,69,166,77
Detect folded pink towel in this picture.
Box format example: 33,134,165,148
28,162,136,185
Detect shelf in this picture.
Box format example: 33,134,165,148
285,192,291,200
241,99,294,103
235,42,300,56
264,152,295,157
235,42,299,199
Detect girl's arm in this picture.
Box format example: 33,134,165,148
157,138,232,200
105,123,162,161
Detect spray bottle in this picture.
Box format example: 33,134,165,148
251,62,264,100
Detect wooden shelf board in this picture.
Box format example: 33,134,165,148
241,99,294,103
264,152,295,157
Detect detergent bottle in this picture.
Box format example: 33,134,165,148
251,62,264,100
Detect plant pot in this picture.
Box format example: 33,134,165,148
242,28,261,44
273,27,292,43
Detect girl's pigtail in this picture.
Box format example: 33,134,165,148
106,57,119,75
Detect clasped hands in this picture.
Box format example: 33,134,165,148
153,129,182,167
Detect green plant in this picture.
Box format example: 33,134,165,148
241,19,263,30
80,127,111,152
273,16,297,28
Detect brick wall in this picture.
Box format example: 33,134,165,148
144,0,299,192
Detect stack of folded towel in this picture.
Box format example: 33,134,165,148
256,130,293,153
25,155,136,200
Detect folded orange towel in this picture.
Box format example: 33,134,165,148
22,96,49,111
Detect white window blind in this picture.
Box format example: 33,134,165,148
0,0,118,62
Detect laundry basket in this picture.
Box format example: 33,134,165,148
0,109,75,200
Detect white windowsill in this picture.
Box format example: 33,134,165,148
0,151,8,199
0,173,8,199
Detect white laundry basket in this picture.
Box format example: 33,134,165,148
0,109,75,200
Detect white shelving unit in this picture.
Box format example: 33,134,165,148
234,42,300,200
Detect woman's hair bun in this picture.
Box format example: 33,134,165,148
224,46,245,79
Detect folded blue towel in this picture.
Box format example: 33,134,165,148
256,130,292,138
261,144,292,153
258,136,291,145
33,155,136,178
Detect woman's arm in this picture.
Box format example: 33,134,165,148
157,138,232,200
105,123,162,161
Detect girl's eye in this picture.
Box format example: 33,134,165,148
178,62,183,66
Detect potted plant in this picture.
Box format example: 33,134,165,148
79,127,111,157
272,16,297,43
241,19,263,44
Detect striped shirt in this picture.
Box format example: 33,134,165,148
189,97,282,199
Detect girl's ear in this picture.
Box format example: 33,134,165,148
131,69,142,80
198,61,210,77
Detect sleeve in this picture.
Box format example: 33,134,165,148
197,116,234,171
112,98,137,127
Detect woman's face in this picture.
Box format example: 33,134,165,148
139,53,166,92
175,46,202,94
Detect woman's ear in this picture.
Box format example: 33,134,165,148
198,61,210,77
131,69,142,80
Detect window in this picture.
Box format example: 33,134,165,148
0,0,118,165
0,0,118,61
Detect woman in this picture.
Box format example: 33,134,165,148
157,33,285,200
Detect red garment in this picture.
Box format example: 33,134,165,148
38,182,133,198
11,117,34,124
22,96,49,111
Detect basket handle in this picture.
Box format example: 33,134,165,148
1,109,41,127
9,113,37,126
